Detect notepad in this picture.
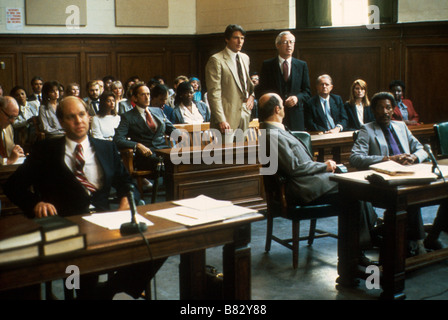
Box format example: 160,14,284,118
82,210,154,230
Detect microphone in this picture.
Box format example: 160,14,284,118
120,184,148,235
424,144,446,182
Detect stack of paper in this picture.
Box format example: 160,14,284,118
148,195,257,226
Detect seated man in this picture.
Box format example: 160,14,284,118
304,74,348,133
259,93,376,256
350,91,438,254
150,83,174,122
114,83,180,171
4,96,156,299
0,96,25,165
83,80,101,116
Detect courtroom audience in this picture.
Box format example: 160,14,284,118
91,91,121,141
10,86,39,147
65,82,81,98
168,75,189,109
111,80,126,113
344,79,374,131
39,80,64,138
304,74,348,133
28,76,44,104
84,80,101,116
0,96,25,165
389,80,420,125
172,81,210,124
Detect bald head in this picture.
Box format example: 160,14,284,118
0,96,19,129
258,93,284,122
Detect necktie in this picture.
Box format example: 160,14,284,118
282,60,289,82
324,100,335,130
236,54,247,96
74,144,97,193
145,108,157,133
38,94,42,103
384,127,402,156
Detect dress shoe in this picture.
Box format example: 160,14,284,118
424,237,444,250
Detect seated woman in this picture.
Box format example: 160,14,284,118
65,82,80,98
389,80,420,125
91,91,121,141
111,80,126,114
172,82,210,124
344,79,374,131
39,80,65,138
10,86,39,148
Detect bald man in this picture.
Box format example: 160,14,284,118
0,96,25,165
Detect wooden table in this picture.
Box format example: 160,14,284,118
310,123,436,166
0,201,264,300
155,142,266,211
331,168,448,300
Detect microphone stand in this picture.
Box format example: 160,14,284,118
120,187,147,235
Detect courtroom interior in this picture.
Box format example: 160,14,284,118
0,0,448,302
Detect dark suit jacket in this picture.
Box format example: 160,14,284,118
304,94,348,132
4,136,134,217
343,102,375,131
256,57,311,130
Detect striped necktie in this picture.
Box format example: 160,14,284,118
145,108,157,133
74,144,97,193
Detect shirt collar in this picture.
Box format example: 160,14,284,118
225,47,239,60
65,135,89,152
264,121,285,130
278,56,292,64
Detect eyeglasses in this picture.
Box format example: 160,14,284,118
281,40,295,45
0,108,17,120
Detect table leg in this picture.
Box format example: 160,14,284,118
337,196,360,287
222,225,252,300
380,208,407,300
179,249,206,299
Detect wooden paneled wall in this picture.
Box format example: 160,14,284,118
0,21,447,123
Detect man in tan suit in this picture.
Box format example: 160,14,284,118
0,96,25,165
205,24,255,143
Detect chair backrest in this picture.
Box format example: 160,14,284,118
290,131,312,154
434,122,448,156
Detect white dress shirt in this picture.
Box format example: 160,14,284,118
64,136,103,191
179,102,204,124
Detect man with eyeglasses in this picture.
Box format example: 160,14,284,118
114,83,180,170
0,96,25,165
256,31,311,131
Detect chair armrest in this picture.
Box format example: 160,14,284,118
119,148,135,173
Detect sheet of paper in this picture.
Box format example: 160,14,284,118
147,205,256,227
172,194,232,211
82,210,154,230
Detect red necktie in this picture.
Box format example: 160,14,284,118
74,144,97,193
145,108,157,133
283,60,289,82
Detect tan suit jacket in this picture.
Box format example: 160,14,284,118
205,48,254,132
1,125,16,163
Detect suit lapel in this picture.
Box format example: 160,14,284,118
373,123,390,156
391,121,410,154
223,50,245,95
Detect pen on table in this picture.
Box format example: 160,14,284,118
176,213,198,220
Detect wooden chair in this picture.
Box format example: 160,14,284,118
433,122,448,165
119,148,162,204
263,131,339,269
31,116,45,141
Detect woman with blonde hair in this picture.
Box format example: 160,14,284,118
344,79,374,131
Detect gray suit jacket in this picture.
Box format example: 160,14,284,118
261,122,338,204
350,120,428,169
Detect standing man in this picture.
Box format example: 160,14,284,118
0,96,25,165
256,31,311,130
28,76,44,104
304,74,348,133
205,24,255,143
83,80,101,116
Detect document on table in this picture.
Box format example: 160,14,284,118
82,210,154,230
148,195,257,226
